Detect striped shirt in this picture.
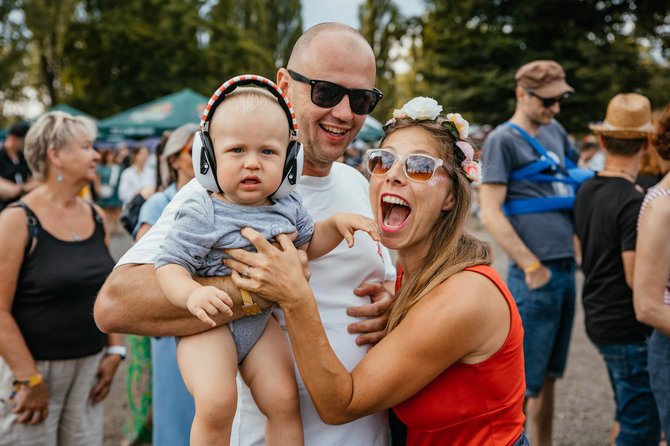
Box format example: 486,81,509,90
637,187,670,305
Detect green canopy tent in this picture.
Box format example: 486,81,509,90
356,115,384,143
97,88,208,140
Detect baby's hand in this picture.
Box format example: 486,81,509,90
186,286,233,327
333,213,380,248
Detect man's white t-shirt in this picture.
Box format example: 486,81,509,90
117,163,396,446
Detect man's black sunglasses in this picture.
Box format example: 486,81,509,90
525,89,569,108
288,70,383,115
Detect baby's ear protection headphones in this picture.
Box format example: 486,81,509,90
192,74,303,199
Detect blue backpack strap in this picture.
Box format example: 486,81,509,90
500,122,591,215
504,121,578,184
503,196,575,216
504,122,553,159
8,201,39,257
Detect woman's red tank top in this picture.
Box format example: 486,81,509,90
392,264,526,446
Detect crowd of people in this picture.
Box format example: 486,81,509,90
0,20,669,446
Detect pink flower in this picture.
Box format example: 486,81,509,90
462,160,482,184
455,141,474,163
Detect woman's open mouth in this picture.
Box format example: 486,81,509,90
380,194,411,232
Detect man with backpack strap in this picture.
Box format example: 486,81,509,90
479,60,583,446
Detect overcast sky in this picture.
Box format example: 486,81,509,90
302,0,425,29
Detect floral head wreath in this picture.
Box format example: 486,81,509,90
384,97,482,184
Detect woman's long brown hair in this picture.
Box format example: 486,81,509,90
383,118,493,333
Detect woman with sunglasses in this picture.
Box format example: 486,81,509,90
134,124,198,240
0,111,123,445
224,97,528,445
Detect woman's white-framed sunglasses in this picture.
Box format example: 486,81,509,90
364,148,452,182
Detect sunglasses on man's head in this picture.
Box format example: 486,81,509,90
288,70,383,115
525,89,569,108
365,148,452,182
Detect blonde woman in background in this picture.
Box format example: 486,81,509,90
0,111,123,445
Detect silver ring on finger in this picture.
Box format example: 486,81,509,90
245,266,250,277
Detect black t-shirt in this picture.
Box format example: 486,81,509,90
11,203,113,360
574,175,651,345
0,146,32,211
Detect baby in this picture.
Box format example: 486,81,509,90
154,76,379,446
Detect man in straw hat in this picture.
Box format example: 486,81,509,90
480,60,578,446
574,93,660,445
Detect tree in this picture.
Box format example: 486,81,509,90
421,0,670,134
205,0,301,87
60,0,207,118
0,0,30,126
19,0,80,108
358,0,407,122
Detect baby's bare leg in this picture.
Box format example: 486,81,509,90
178,325,238,446
239,317,304,446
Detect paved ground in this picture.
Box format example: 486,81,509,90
102,220,615,445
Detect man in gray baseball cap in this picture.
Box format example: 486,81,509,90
480,59,578,446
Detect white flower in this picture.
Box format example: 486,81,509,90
392,109,407,119
401,97,443,121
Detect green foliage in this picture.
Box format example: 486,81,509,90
0,1,302,122
0,0,30,125
61,0,207,118
421,0,670,135
205,0,301,86
358,0,407,122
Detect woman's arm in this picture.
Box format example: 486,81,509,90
0,207,49,422
0,208,39,379
226,229,510,424
633,196,670,336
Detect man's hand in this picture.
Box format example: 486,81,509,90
346,281,394,346
525,265,551,290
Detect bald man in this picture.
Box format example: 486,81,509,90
94,23,395,446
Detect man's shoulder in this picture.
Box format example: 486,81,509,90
331,162,369,188
0,147,11,165
482,123,521,152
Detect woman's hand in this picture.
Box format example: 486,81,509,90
89,354,121,405
224,228,312,308
12,381,49,424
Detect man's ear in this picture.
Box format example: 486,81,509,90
514,86,525,101
442,191,455,211
277,68,291,98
